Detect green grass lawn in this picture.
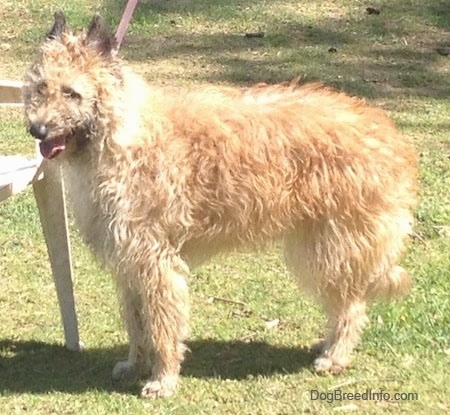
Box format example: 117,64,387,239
1,0,449,413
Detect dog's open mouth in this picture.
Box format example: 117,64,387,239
39,135,67,159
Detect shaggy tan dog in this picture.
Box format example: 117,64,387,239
23,13,418,398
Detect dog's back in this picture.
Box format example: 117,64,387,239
139,83,417,257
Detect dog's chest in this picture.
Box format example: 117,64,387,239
62,158,107,247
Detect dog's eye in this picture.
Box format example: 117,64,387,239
62,86,82,101
36,81,48,95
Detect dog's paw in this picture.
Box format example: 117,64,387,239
112,360,137,381
141,375,178,399
314,356,347,374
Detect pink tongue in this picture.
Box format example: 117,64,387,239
39,137,66,159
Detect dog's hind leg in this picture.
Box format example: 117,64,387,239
137,254,190,399
284,226,369,373
312,263,411,372
311,212,413,371
312,297,369,373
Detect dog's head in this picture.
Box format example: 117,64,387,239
23,11,120,159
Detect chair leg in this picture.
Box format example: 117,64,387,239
33,163,81,351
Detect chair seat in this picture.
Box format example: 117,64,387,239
0,156,41,202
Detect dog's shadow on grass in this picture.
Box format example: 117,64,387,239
184,339,314,380
0,338,314,395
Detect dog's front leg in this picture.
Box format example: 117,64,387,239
113,283,151,381
138,255,190,398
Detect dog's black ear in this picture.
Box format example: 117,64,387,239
46,10,66,40
86,14,116,57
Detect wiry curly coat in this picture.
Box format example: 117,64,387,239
23,13,418,398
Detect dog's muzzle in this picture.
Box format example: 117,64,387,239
28,122,67,159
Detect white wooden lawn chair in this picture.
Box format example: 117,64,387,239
0,80,81,351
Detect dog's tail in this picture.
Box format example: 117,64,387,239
366,265,412,300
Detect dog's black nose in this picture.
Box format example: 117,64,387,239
29,123,48,140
